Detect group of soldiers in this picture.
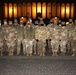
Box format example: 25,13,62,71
0,17,76,56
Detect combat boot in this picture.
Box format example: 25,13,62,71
17,52,20,55
38,51,40,55
29,53,32,56
24,52,26,56
55,52,58,56
40,52,42,56
42,52,45,56
26,53,29,56
0,51,3,56
60,52,65,56
72,53,75,56
1,53,3,56
9,51,13,56
34,51,36,55
52,52,55,56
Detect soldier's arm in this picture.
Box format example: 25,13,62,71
16,26,18,39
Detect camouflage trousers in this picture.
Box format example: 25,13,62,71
66,39,72,53
23,40,34,56
3,40,8,52
60,40,67,53
51,40,59,52
71,40,76,55
37,40,46,56
48,39,52,52
14,40,17,52
33,40,37,55
17,38,24,55
0,41,3,56
6,40,15,56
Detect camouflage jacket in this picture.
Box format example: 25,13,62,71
16,25,25,39
24,25,35,40
35,26,49,42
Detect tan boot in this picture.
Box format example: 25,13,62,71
8,51,11,56
55,52,58,56
42,52,45,56
40,52,42,56
52,52,55,56
17,52,20,55
29,53,32,56
38,51,40,55
26,53,29,56
72,53,75,56
0,51,3,56
62,52,65,56
24,52,26,56
34,51,36,55
60,52,65,56
1,53,3,56
9,51,13,56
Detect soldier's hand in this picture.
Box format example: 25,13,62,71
4,38,7,41
33,39,35,41
14,38,17,41
3,38,5,41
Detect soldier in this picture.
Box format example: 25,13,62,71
39,18,46,26
0,20,1,26
24,20,35,56
58,20,62,53
5,20,17,56
2,19,8,52
34,20,39,25
47,19,59,56
0,20,3,56
59,22,68,56
34,20,39,55
8,21,13,26
74,20,76,25
13,19,19,53
47,19,54,26
16,20,24,55
35,18,49,56
66,19,74,53
58,20,62,26
71,25,76,56
51,22,59,56
47,19,54,53
14,19,19,26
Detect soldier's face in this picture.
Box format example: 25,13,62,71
9,22,12,25
20,22,23,25
14,22,18,25
4,22,7,25
27,21,31,26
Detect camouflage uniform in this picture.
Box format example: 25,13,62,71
66,19,74,53
71,25,76,56
59,22,68,56
51,25,59,56
16,21,24,55
2,20,8,52
47,20,54,53
34,20,39,55
39,18,46,26
47,20,59,56
13,19,19,53
5,21,17,56
0,20,1,26
34,20,39,26
0,26,3,56
35,25,49,56
24,21,35,56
